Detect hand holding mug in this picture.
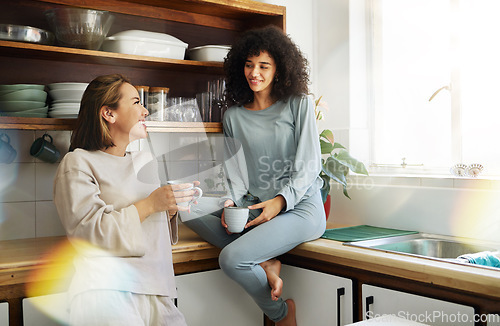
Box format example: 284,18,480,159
223,206,250,233
167,180,202,211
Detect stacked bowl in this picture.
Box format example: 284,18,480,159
0,84,48,117
48,82,88,118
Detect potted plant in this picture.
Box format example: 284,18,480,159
314,96,369,218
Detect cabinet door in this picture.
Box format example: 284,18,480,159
0,302,8,326
362,284,474,326
23,293,69,326
175,269,263,326
487,314,500,326
280,265,353,326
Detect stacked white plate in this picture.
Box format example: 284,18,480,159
47,82,88,118
0,84,48,117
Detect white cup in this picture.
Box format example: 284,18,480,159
224,207,249,233
167,180,203,207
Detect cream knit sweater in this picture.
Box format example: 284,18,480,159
54,149,178,299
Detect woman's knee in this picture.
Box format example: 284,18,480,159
218,245,249,276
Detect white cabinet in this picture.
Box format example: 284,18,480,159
362,284,475,326
280,265,353,326
487,315,500,326
0,302,8,326
23,292,69,326
175,269,263,326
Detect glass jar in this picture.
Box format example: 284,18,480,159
148,87,169,121
134,85,149,109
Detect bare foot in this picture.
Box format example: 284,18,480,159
275,299,297,326
260,259,283,301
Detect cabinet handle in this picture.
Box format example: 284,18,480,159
337,287,345,326
365,296,374,319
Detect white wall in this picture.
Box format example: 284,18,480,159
311,0,500,243
253,0,315,93
330,180,500,243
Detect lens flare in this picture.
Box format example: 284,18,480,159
25,238,110,324
450,188,500,240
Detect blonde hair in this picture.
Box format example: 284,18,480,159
70,74,130,151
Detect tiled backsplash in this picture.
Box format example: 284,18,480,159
0,130,224,241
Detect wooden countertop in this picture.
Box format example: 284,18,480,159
1,224,500,300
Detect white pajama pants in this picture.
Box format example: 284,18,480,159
69,290,186,326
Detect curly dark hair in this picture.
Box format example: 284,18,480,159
224,25,310,106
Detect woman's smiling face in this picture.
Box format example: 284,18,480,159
244,51,277,96
112,82,149,142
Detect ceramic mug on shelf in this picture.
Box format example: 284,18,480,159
0,133,17,164
30,133,60,163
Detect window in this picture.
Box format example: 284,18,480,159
359,0,500,176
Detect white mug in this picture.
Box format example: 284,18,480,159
167,180,203,207
224,207,249,233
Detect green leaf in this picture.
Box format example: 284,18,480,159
320,175,331,203
322,156,348,187
342,186,351,199
320,139,334,154
319,129,334,144
335,149,369,175
333,142,345,150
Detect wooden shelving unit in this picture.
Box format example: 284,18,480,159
0,0,284,133
0,40,224,74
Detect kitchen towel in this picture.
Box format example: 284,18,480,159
457,251,500,268
321,225,418,242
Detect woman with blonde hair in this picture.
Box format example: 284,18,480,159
54,74,191,325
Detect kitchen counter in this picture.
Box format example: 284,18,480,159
1,223,500,300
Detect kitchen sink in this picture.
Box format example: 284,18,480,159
344,233,500,262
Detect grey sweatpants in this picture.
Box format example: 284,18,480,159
183,191,326,322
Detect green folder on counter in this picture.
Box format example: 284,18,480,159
321,225,418,242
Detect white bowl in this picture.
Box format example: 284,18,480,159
50,102,80,109
103,30,188,60
49,108,80,114
189,45,230,62
48,82,88,91
49,88,85,102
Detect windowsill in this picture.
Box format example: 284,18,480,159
348,174,500,190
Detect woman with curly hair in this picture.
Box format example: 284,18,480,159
184,25,325,325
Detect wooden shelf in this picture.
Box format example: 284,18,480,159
0,117,76,130
0,117,222,133
0,40,224,74
37,0,286,31
145,121,222,133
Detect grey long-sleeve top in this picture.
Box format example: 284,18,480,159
223,95,323,211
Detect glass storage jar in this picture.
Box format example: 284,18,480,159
148,87,169,121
